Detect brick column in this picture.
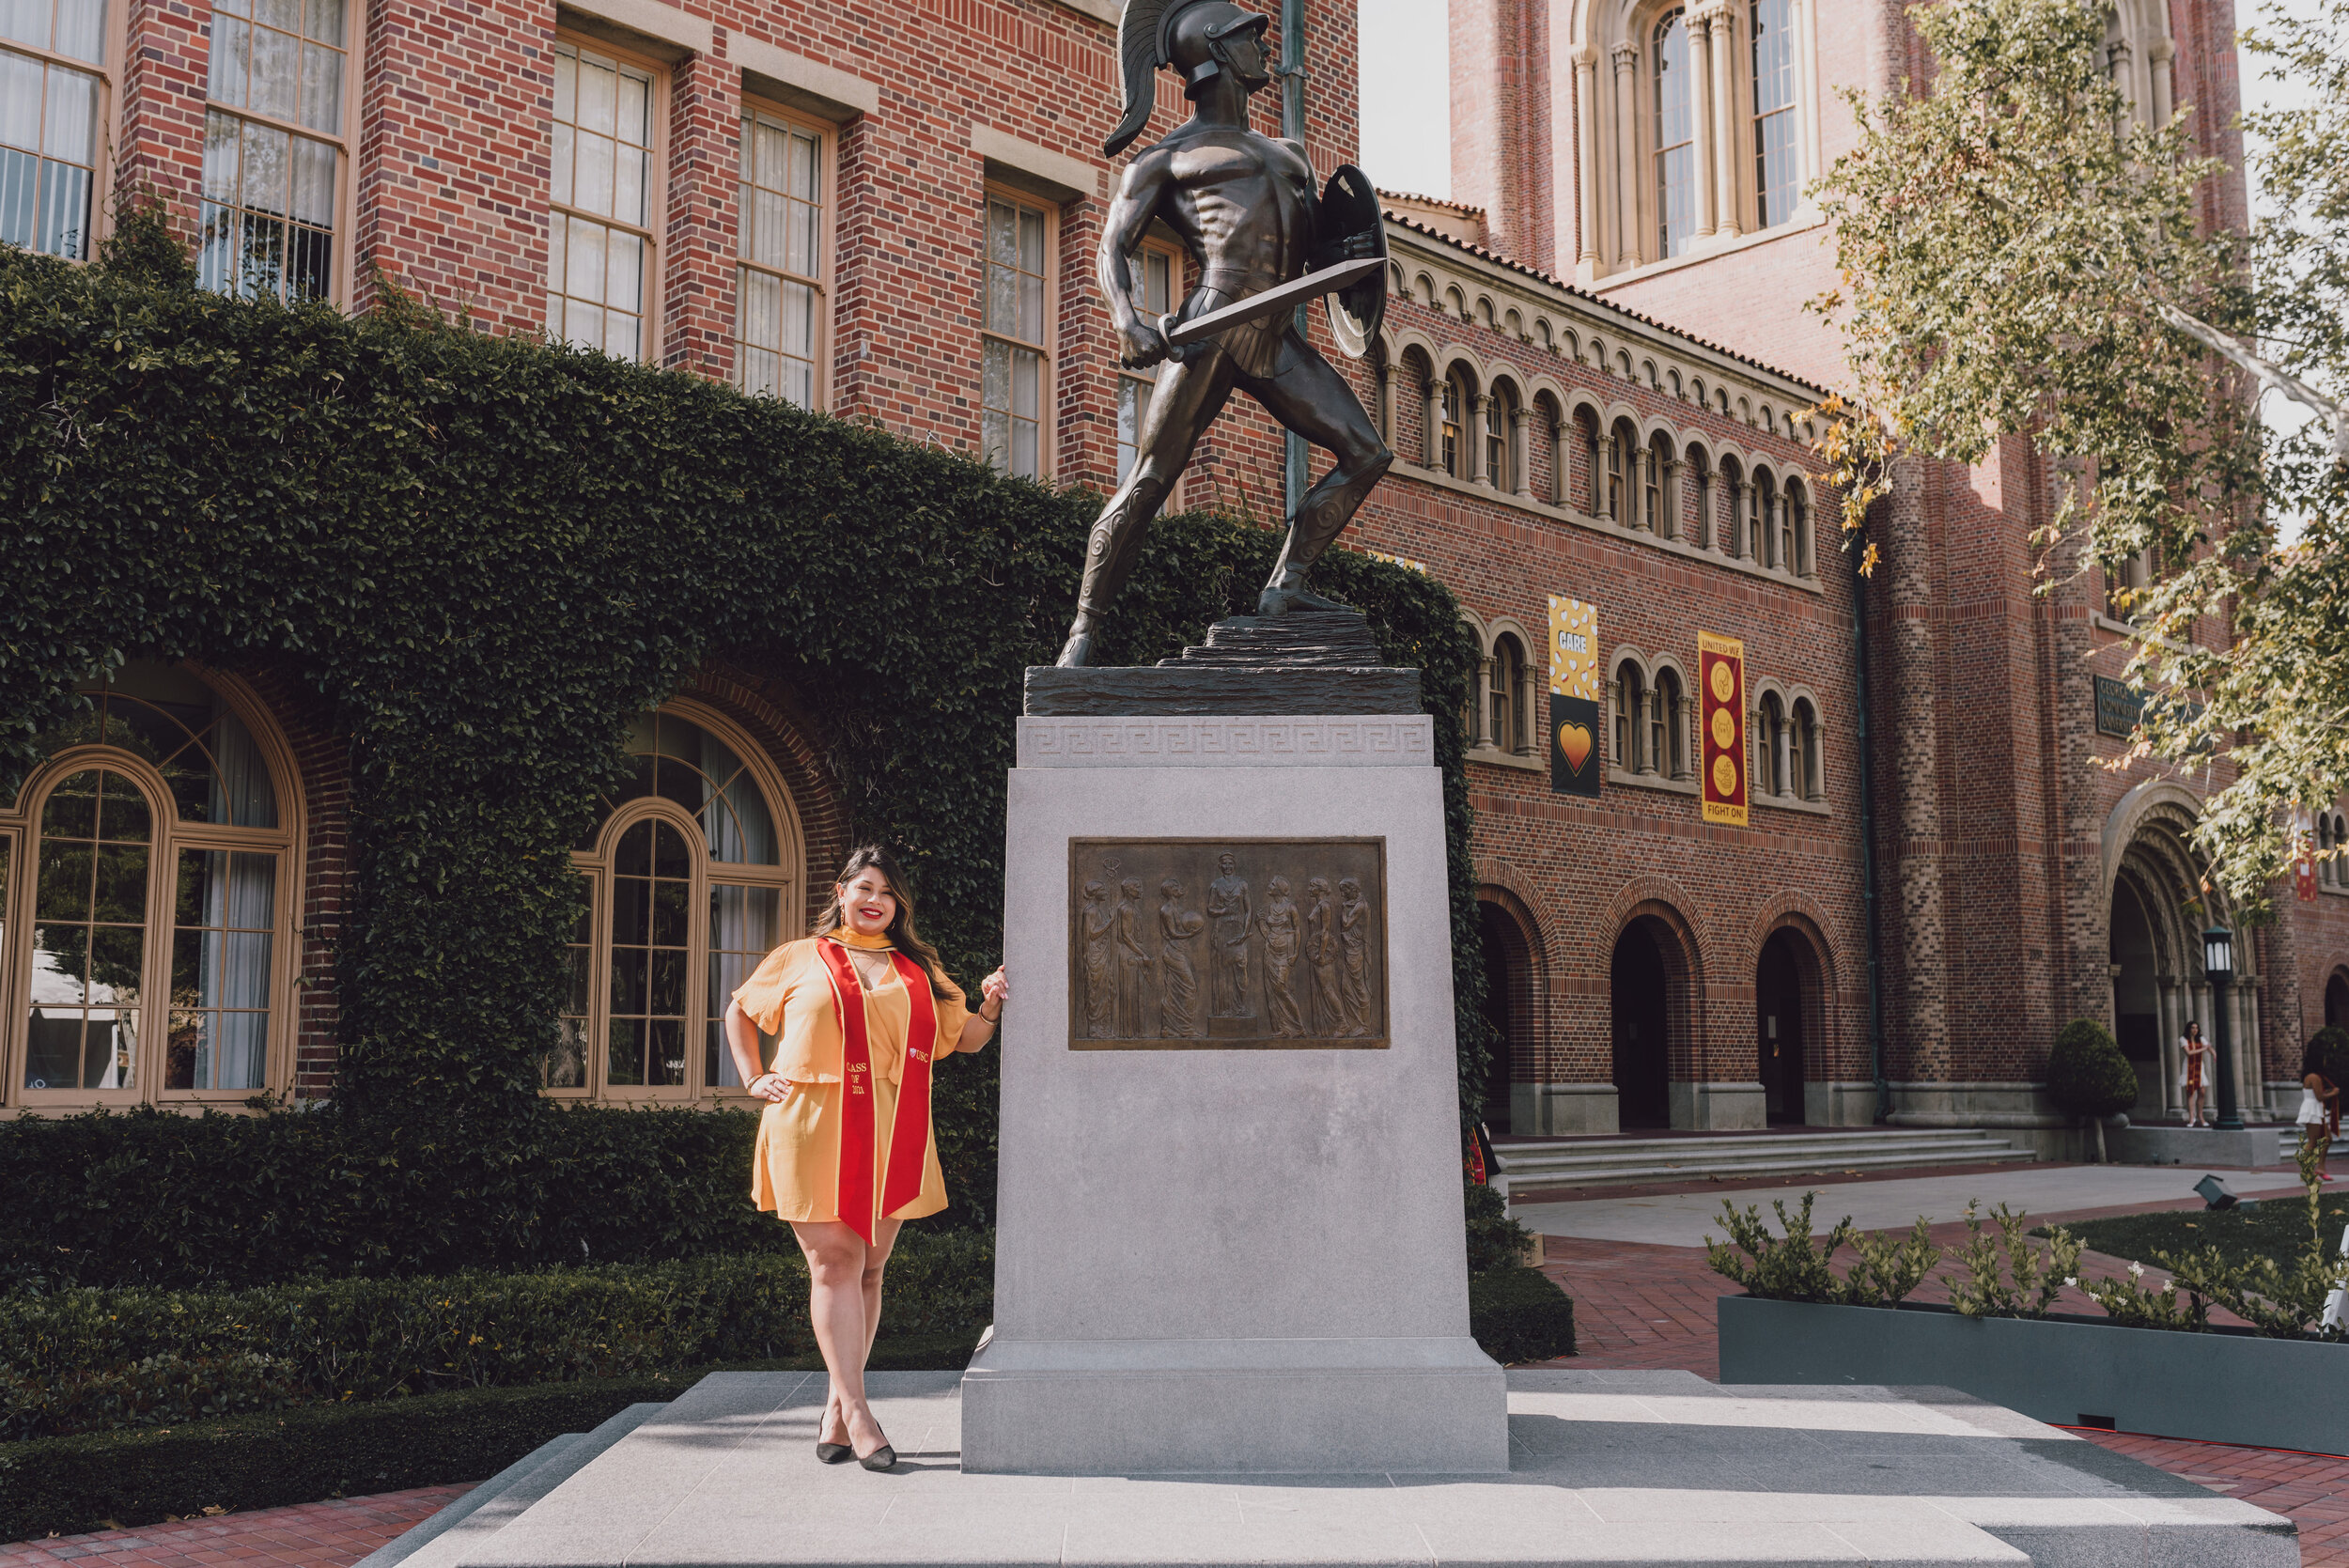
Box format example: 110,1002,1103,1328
1881,456,1951,1081
661,48,739,380
117,0,210,240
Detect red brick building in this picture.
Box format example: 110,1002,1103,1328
3,0,2341,1140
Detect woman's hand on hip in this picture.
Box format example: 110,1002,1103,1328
745,1071,790,1103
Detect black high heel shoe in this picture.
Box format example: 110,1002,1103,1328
857,1442,897,1471
816,1439,853,1464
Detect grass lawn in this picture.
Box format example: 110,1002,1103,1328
2050,1191,2349,1275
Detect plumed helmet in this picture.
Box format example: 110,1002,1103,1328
1104,0,1271,158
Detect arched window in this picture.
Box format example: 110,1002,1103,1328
1756,691,1786,797
1486,386,1512,490
1641,436,1663,533
1719,458,1744,556
2322,815,2335,886
1489,635,1527,755
1606,427,1628,523
1750,0,1798,227
1653,8,1697,257
1440,375,1465,477
1688,446,1712,549
564,706,799,1099
1752,469,1778,568
1650,432,1679,538
1654,668,1686,779
8,661,295,1102
1582,412,1606,513
1785,479,1812,576
1613,660,1647,772
1791,697,1818,800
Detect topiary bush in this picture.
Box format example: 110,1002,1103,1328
2046,1017,2138,1120
1462,1181,1536,1276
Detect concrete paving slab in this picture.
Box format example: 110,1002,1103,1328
367,1370,2295,1568
1512,1166,2312,1249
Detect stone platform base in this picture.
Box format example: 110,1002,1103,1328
960,1335,1506,1474
358,1369,2296,1568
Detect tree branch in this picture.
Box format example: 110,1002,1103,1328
2150,299,2349,464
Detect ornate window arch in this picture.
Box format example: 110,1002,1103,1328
1789,695,1819,800
1612,656,1649,772
1653,664,1688,779
4,660,301,1105
1755,688,1787,797
1489,632,1530,755
559,703,802,1101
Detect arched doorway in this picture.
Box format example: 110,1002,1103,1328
2108,877,2166,1121
2328,971,2349,1030
1610,921,1672,1128
1756,929,1807,1125
1478,903,1531,1132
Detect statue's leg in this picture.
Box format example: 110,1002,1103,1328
1239,337,1393,616
1057,351,1238,667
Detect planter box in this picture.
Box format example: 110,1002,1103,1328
1719,1293,2349,1454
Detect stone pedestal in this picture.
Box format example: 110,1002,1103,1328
962,614,1507,1474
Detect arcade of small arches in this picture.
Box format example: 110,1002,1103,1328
0,660,826,1112
2316,808,2349,892
1474,879,1845,1137
1372,331,1819,586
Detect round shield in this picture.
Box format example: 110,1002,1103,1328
1316,163,1388,359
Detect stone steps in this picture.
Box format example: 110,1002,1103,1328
1491,1126,2034,1197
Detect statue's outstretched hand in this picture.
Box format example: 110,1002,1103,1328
1118,318,1170,370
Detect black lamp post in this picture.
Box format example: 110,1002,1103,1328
2203,923,2242,1132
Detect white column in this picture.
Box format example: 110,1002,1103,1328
2156,974,2181,1119
1574,46,1603,270
1470,394,1493,486
1688,5,1719,236
1472,656,1495,750
1612,40,1641,269
1667,458,1689,540
1423,379,1443,469
1599,434,1620,522
1706,8,1741,238
2108,39,2137,136
2150,38,2175,127
1725,478,1747,556
1517,662,1540,757
1510,406,1532,496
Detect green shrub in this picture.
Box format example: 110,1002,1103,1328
0,1233,993,1439
1946,1201,2080,1321
2311,1026,2349,1090
2046,1018,2137,1119
1463,1182,1535,1276
0,1374,691,1543
1704,1195,1941,1308
1466,1267,1576,1363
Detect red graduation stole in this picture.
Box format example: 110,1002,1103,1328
815,938,941,1244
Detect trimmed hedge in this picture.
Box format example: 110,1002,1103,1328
1466,1266,1578,1365
2,1234,992,1440
1463,1182,1536,1277
2046,1018,2137,1119
0,1374,690,1544
0,220,1490,1268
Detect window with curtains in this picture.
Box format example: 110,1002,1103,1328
548,38,658,362
1750,0,1798,228
6,661,293,1106
736,102,828,406
2,0,106,260
201,0,349,302
1117,244,1177,484
982,191,1051,478
1652,8,1696,258
560,707,799,1101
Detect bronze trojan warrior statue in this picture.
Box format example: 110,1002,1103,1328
1054,0,1391,667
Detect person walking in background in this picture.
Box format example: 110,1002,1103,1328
2179,1020,2215,1128
723,846,1008,1471
2298,1043,2340,1182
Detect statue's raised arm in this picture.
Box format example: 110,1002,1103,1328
1054,0,1392,669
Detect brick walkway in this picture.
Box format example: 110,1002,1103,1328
0,1486,471,1568
1530,1218,2349,1566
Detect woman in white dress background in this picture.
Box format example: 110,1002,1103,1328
2295,1042,2341,1182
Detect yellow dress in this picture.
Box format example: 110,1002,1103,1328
731,935,969,1229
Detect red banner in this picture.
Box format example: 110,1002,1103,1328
1698,631,1748,827
815,939,939,1243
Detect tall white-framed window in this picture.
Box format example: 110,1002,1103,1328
2,0,109,260
1116,242,1177,484
201,0,350,302
559,706,800,1102
549,37,661,363
982,188,1053,478
4,661,299,1108
737,100,830,406
1750,0,1798,228
1652,7,1696,258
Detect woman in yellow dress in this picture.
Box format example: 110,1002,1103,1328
723,845,1007,1471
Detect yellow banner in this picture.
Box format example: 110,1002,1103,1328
1548,597,1598,699
1698,629,1748,828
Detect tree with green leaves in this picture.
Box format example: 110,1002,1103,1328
1810,0,2347,909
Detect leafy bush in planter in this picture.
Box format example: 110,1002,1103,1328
1703,1194,1938,1307
1463,1182,1536,1276
1944,1201,2080,1320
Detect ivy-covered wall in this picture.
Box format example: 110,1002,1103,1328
0,226,1487,1256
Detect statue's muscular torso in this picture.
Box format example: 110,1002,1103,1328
1143,125,1316,292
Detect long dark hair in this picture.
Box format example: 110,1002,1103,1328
813,845,951,1000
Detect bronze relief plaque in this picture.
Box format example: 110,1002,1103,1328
1067,837,1389,1049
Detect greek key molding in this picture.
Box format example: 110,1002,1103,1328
1018,715,1436,768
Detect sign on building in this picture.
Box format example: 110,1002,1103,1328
2093,675,2145,739
1699,630,1748,827
1548,597,1600,799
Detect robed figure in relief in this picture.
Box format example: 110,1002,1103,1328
1055,0,1390,667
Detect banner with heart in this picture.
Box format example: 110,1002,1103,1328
1549,693,1602,798
1548,597,1602,798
